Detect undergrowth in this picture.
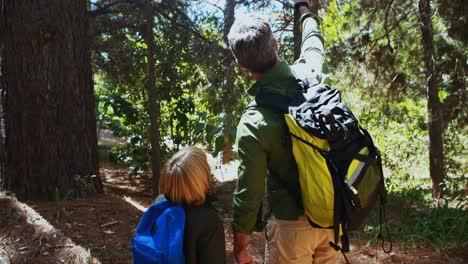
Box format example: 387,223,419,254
363,176,467,251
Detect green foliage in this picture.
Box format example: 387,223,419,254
443,120,467,177
364,201,468,251
361,176,467,251
86,248,93,264
92,0,255,169
96,74,152,172
89,0,468,253
397,198,467,250
323,0,466,182
320,1,467,251
54,188,68,221
74,175,91,195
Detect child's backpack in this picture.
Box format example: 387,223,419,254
132,199,185,264
249,80,392,256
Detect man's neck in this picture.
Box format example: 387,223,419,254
250,59,281,80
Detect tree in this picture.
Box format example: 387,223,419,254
0,1,6,192
315,0,466,197
221,0,236,163
144,0,162,197
90,0,215,169
1,0,102,200
418,0,444,198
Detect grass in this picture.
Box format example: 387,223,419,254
396,198,467,250
86,248,92,264
362,176,468,252
215,169,468,253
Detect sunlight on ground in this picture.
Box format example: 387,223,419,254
14,199,55,235
1,195,102,264
123,196,147,212
206,153,239,182
98,128,240,183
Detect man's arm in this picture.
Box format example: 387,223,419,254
232,114,268,264
291,1,330,84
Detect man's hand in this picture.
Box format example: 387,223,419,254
234,232,254,264
293,0,312,15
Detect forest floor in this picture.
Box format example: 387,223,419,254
1,163,467,264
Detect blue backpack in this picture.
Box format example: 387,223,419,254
132,199,185,264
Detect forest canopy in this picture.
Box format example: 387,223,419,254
0,0,466,262
90,0,466,195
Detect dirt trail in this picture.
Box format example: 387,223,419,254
1,166,466,263
0,195,100,264
215,181,466,264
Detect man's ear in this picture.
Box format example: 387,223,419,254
275,39,279,53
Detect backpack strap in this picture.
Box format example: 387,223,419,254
297,77,317,92
244,78,308,113
376,154,393,253
135,199,172,236
245,99,257,111
245,92,294,114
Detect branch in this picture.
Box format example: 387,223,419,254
88,0,141,17
367,7,417,53
441,59,467,127
92,21,140,36
384,0,395,53
365,7,379,31
274,0,294,9
152,5,212,45
155,1,226,53
203,1,224,13
442,90,466,127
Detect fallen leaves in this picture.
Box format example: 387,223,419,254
100,220,119,228
103,230,115,235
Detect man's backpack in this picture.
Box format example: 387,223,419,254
132,199,185,264
249,80,392,256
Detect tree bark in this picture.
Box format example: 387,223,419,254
0,0,6,192
144,0,162,198
222,0,236,164
293,6,302,60
3,0,102,200
418,0,445,198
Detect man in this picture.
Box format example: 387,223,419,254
228,0,339,263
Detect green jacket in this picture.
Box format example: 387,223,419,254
232,13,330,234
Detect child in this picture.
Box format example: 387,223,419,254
158,147,225,264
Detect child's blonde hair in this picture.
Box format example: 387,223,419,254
159,147,211,206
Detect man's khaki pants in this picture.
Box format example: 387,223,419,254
264,216,339,264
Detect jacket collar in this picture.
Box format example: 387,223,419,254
247,61,302,97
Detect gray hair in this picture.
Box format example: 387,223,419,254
227,14,277,73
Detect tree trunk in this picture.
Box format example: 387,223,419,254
0,0,6,191
418,0,445,198
2,0,102,200
222,0,236,164
293,6,302,60
144,0,162,198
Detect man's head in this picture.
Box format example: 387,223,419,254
228,13,278,73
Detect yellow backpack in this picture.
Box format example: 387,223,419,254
251,82,392,255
